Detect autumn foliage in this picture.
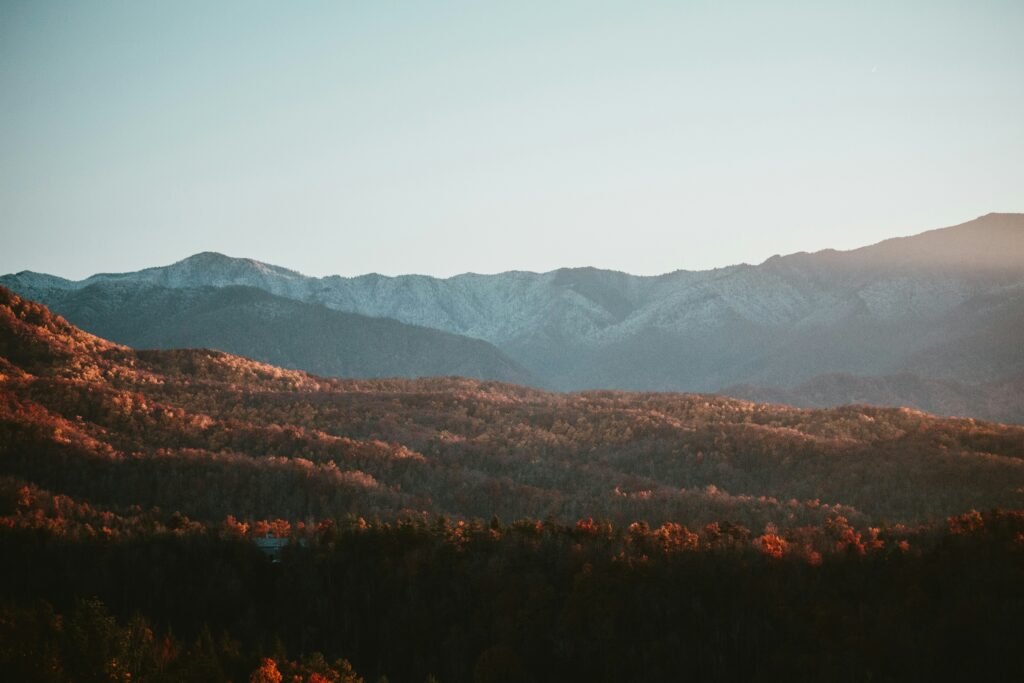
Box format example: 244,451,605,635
3,286,1024,681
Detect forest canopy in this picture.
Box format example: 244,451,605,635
3,285,1023,681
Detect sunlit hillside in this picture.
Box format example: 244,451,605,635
3,286,1024,681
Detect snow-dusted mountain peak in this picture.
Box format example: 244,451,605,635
3,213,1022,394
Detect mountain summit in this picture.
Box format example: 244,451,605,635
3,213,1022,419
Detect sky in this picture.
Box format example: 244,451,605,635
1,1,1022,280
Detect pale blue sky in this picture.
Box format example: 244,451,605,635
1,1,1021,279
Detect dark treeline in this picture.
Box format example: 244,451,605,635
2,505,1023,682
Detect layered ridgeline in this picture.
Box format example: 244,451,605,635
5,286,1024,681
0,282,533,384
725,373,1024,426
4,213,1023,420
3,285,1024,528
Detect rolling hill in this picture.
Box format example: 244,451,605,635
5,285,1024,682
3,284,1023,528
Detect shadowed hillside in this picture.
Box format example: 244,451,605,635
12,281,533,384
724,372,1024,424
4,285,1024,528
3,286,1024,681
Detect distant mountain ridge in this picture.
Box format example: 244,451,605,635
5,282,1024,529
725,372,1024,425
5,281,533,384
4,213,1023,419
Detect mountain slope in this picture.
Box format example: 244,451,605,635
4,284,1024,529
4,213,1023,398
724,372,1024,424
6,290,1024,683
17,282,533,384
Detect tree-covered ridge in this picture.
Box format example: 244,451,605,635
2,479,1023,682
3,285,1024,530
13,282,536,385
4,286,1024,680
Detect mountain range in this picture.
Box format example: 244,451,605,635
4,283,1024,528
4,212,1022,422
0,281,533,384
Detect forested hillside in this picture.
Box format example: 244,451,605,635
3,286,1023,528
3,286,1024,681
5,281,532,384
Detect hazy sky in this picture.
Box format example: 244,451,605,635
1,1,1022,279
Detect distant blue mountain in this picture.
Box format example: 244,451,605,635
4,213,1023,420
